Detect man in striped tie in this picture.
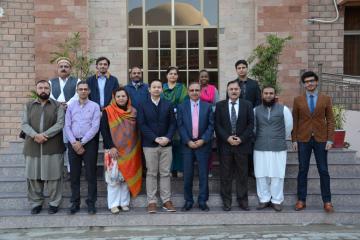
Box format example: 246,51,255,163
177,82,214,211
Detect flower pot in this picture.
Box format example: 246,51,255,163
333,129,346,148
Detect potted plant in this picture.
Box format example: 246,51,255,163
332,104,346,148
248,34,292,94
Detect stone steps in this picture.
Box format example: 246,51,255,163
1,206,360,229
1,192,359,210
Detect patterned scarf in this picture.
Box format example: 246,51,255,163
104,98,142,197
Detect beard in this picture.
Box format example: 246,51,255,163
262,98,276,107
37,92,50,100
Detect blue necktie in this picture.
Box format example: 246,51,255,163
309,95,315,113
231,102,237,135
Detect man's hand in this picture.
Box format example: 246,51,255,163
227,136,241,146
187,141,197,149
72,141,85,155
109,147,119,159
34,134,48,144
325,142,332,151
60,102,68,111
292,142,298,151
194,139,205,148
158,137,170,146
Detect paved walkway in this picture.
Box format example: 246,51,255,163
1,224,360,239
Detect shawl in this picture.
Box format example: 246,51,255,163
104,99,142,197
200,84,217,104
162,82,188,107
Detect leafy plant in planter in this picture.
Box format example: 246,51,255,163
50,32,95,80
332,104,346,148
248,34,292,93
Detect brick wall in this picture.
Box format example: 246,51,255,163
256,0,309,106
0,0,35,148
34,0,89,81
308,0,344,74
88,0,127,85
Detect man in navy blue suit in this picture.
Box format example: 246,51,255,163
87,56,120,110
177,82,214,211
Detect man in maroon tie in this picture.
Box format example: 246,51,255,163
177,82,214,211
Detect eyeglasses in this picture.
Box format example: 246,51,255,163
78,88,88,91
59,65,70,69
189,89,200,92
304,79,316,84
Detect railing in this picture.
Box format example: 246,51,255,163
318,64,360,110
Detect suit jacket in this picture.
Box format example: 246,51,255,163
236,77,261,107
87,74,120,108
177,99,214,153
292,93,335,142
137,97,176,147
215,99,254,154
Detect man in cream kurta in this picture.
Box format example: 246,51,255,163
253,86,293,212
21,80,65,215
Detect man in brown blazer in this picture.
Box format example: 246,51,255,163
292,71,335,213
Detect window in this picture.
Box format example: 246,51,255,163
344,6,360,76
127,0,219,86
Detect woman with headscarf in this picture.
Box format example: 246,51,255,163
162,66,188,177
100,87,142,214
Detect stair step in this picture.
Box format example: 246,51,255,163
1,176,360,193
1,206,360,229
0,192,359,210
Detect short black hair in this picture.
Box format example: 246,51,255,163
188,81,200,88
301,71,318,83
166,66,179,75
130,66,142,73
227,79,240,88
96,56,110,66
199,69,208,75
149,79,163,87
35,80,50,87
76,80,88,88
235,59,248,69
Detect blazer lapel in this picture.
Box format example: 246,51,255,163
313,93,323,115
301,94,312,116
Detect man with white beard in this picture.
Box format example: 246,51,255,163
253,85,293,212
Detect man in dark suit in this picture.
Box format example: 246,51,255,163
87,56,120,109
234,59,261,179
137,79,177,214
292,71,335,213
177,82,214,212
215,79,254,211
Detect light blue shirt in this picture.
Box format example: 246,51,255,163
306,90,318,112
97,75,106,108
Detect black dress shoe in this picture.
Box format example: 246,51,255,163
88,205,96,215
31,205,42,215
239,202,250,211
181,202,193,212
69,204,80,214
48,205,58,214
199,203,210,212
222,206,231,211
256,202,271,210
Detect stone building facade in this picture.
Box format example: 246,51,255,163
0,0,358,148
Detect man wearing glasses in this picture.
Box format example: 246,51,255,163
177,82,214,212
292,71,335,213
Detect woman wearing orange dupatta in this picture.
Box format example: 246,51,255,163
100,87,142,214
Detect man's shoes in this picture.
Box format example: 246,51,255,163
110,207,120,214
324,202,334,213
163,201,176,212
295,200,306,211
181,202,193,212
87,204,96,215
48,205,58,214
121,206,130,212
199,203,210,212
69,204,80,214
147,203,157,214
239,201,250,211
177,172,183,178
31,205,42,215
222,205,231,211
272,203,283,212
256,202,271,210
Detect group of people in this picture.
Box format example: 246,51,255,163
21,56,335,216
